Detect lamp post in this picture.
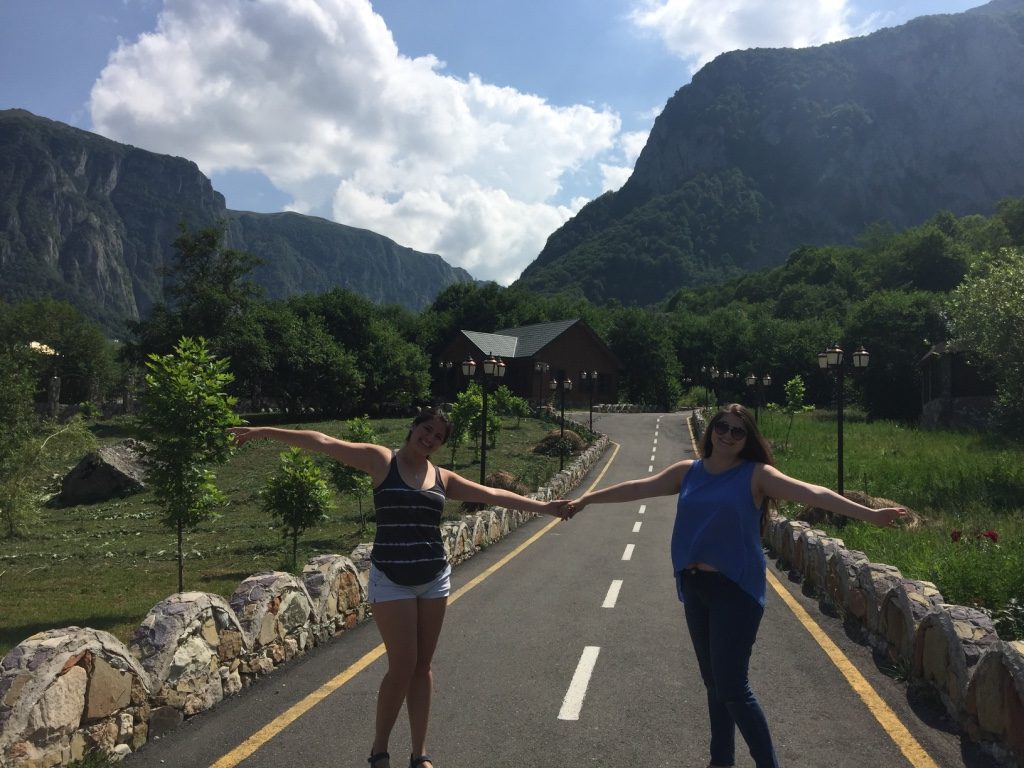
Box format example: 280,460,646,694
534,361,549,410
549,376,574,470
818,344,869,496
462,354,506,483
580,370,598,431
744,372,772,422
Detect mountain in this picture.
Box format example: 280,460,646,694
515,0,1024,305
0,109,473,334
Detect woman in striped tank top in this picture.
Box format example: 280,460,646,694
228,408,569,768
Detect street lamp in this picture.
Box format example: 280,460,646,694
462,354,506,483
549,376,574,470
744,372,772,422
818,343,869,496
534,361,549,410
580,369,598,431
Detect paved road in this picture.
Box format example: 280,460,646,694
126,411,998,768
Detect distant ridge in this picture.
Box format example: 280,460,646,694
0,109,474,334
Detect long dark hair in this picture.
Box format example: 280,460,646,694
700,403,774,465
406,407,453,445
701,404,776,532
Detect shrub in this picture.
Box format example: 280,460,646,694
533,429,586,458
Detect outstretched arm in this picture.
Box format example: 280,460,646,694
226,426,392,483
568,460,692,517
441,469,571,519
755,464,906,527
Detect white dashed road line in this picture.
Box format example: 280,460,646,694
602,580,623,608
622,544,635,561
558,647,601,721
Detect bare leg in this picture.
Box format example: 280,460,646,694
371,598,420,765
406,597,447,764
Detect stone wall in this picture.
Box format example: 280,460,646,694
0,430,608,767
766,515,1024,767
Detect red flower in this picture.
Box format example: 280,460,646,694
950,529,963,542
981,530,999,543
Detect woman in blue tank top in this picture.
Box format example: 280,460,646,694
228,408,569,768
568,404,906,768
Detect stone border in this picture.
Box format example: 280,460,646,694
0,427,609,767
765,514,1023,766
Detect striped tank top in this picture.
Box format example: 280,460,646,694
371,453,448,586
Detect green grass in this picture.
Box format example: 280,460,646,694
0,415,569,657
759,409,1024,636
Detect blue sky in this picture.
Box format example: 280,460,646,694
1,0,983,283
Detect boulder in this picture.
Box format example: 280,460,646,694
59,439,148,504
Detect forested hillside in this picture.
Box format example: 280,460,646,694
515,0,1024,305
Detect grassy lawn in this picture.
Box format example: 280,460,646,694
0,415,569,657
758,408,1024,637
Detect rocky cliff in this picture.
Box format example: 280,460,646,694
0,110,473,334
515,0,1024,304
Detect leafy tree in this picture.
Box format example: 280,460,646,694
607,308,682,410
448,384,482,466
140,337,241,591
0,298,120,406
127,223,263,362
947,247,1024,426
766,375,813,451
492,385,530,427
320,415,379,531
0,348,94,537
262,448,332,570
845,290,945,420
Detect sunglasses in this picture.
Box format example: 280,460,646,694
712,421,748,440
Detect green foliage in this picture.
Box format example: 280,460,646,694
140,337,241,591
319,415,378,531
492,385,531,426
128,223,263,362
0,347,94,537
68,749,120,768
764,411,1024,637
0,298,121,405
947,247,1024,427
261,448,332,571
765,375,813,450
446,381,503,460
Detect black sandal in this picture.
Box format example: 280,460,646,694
368,750,390,767
409,755,433,767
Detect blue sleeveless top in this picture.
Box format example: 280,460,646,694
371,455,447,586
670,460,767,606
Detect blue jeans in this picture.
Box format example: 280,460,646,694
679,569,779,768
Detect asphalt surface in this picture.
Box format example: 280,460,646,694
124,411,1001,768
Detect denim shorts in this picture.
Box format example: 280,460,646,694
368,562,452,603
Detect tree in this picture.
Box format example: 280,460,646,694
127,222,263,362
766,375,813,451
0,348,93,537
319,415,379,531
947,247,1024,426
140,337,241,592
262,448,332,570
447,385,481,467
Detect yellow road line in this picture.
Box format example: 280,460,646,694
209,444,620,767
766,571,939,768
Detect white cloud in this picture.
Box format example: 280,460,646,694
629,0,856,72
90,0,620,283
